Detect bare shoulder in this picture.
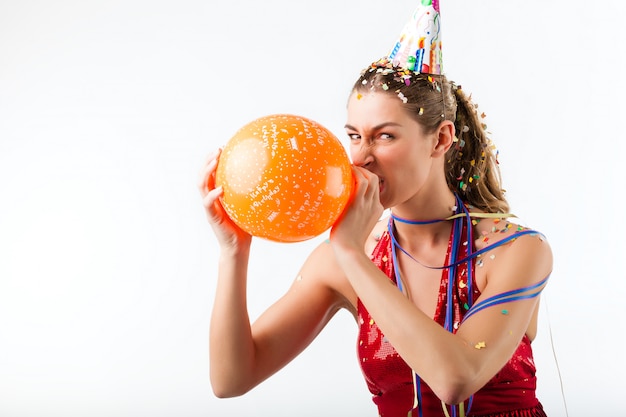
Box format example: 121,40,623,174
294,238,358,318
472,215,553,287
292,216,387,318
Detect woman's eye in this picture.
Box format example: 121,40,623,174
379,133,393,140
348,133,361,141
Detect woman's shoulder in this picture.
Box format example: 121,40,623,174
470,212,552,282
298,237,358,315
467,208,546,248
299,216,389,314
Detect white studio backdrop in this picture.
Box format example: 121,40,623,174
1,1,624,416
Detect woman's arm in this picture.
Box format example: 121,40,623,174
199,150,352,397
334,232,551,404
209,241,352,397
330,167,553,405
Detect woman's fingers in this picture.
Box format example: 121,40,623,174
331,165,383,245
198,148,222,195
352,166,380,200
197,147,252,249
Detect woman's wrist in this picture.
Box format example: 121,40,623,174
219,241,251,262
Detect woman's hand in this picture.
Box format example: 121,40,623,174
330,166,384,253
198,149,252,253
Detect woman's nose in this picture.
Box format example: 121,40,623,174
351,143,374,168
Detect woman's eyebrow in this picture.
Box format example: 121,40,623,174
344,122,402,130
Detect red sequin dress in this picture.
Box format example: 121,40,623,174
357,223,547,417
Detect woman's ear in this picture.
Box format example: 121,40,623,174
431,121,455,157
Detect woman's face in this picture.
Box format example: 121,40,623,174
345,91,439,209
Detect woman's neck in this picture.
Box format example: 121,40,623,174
391,189,458,223
391,192,459,246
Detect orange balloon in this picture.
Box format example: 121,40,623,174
215,114,353,243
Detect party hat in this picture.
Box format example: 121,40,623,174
387,1,443,74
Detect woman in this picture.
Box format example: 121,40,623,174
198,58,552,416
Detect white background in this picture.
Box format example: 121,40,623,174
1,1,624,416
